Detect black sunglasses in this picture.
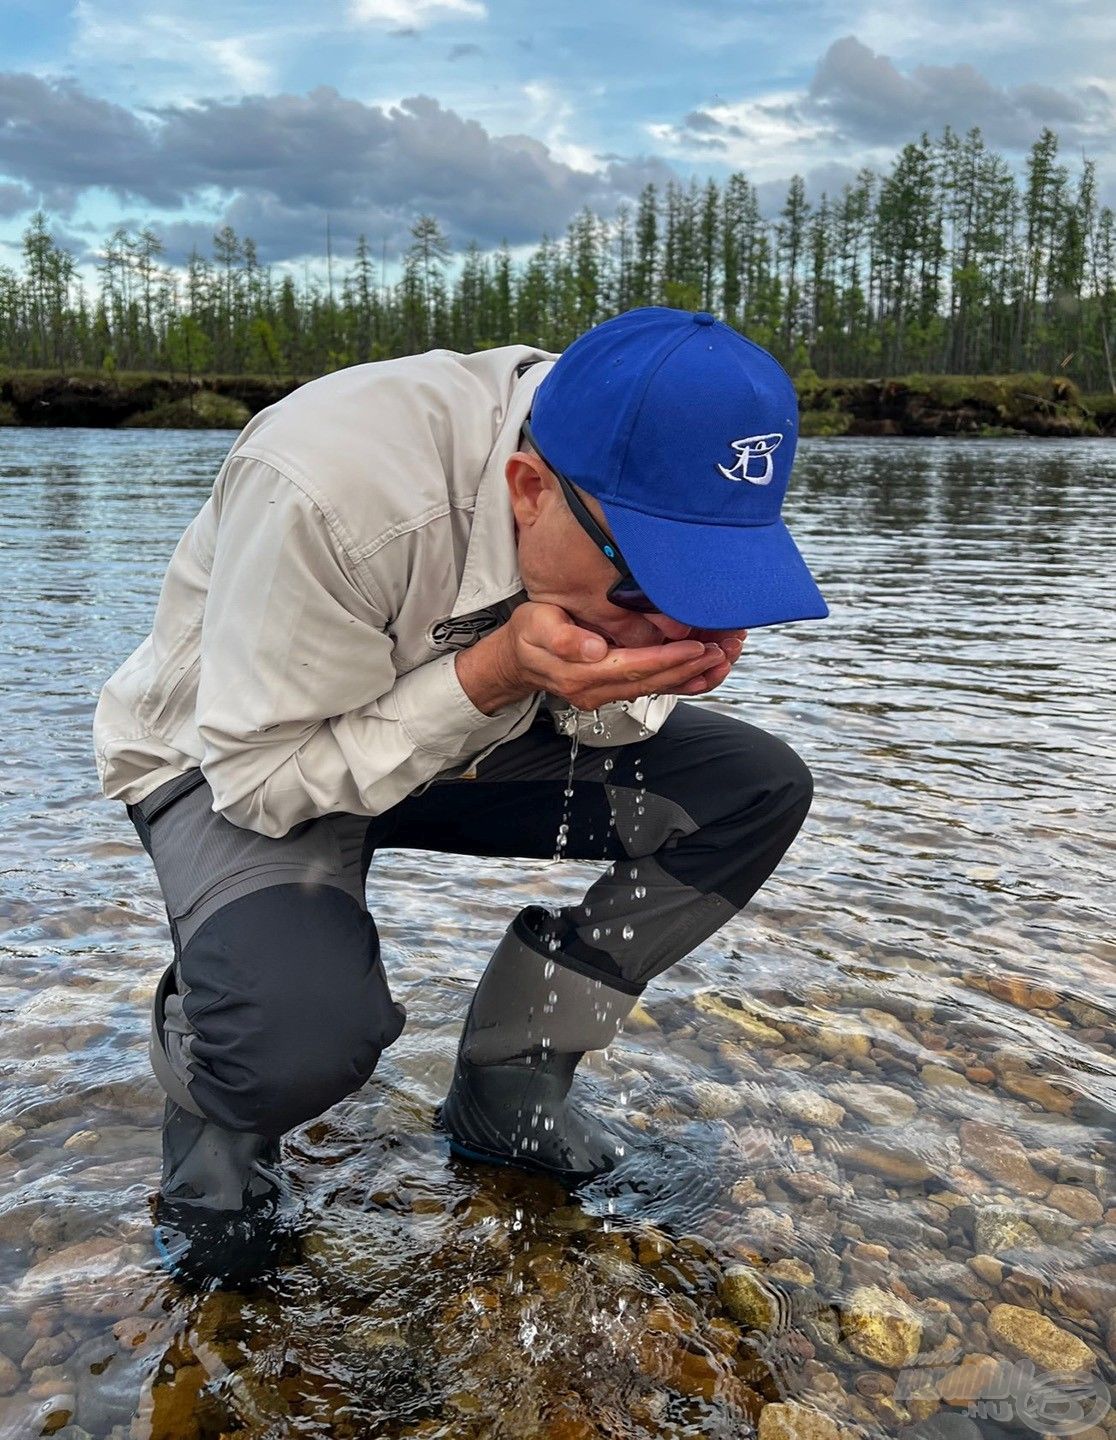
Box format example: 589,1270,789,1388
520,418,659,614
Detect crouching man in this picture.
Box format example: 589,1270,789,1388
93,306,828,1286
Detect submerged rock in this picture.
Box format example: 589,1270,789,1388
841,1284,923,1368
971,1208,1042,1255
827,1081,918,1126
0,1352,19,1395
0,1120,26,1153
987,1302,1097,1371
1045,1183,1103,1224
719,1265,784,1332
822,1134,936,1184
958,1120,1050,1197
778,1091,846,1129
690,1080,747,1119
694,992,785,1046
758,1398,849,1440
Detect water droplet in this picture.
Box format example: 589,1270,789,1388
591,927,601,941
633,885,646,900
622,924,635,941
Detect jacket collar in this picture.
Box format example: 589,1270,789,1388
450,356,555,619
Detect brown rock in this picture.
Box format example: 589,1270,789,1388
958,1121,1051,1197
841,1284,923,1368
968,1255,1003,1286
16,1236,123,1297
1045,1183,1103,1224
758,1399,847,1440
987,1303,1097,1372
998,1071,1075,1114
0,1353,19,1395
987,975,1060,1010
828,1081,918,1125
783,1172,843,1200
0,1121,25,1153
719,1266,783,1332
21,1333,73,1370
777,1091,846,1129
823,1134,935,1183
768,1258,814,1287
694,992,785,1045
920,1064,971,1090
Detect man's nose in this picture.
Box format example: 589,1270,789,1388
645,613,693,642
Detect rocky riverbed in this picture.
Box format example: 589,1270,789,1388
0,966,1112,1439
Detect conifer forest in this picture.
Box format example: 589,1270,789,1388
3,127,1114,391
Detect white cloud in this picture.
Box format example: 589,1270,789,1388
71,1,281,96
519,82,600,173
648,90,840,182
651,36,1115,200
346,0,486,27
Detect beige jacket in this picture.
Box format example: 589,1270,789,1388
93,345,678,837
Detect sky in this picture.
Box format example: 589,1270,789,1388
0,0,1113,274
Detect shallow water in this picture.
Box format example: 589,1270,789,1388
0,429,1113,1439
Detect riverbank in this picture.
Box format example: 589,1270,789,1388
1,368,1114,436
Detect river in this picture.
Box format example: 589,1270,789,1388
0,429,1113,1439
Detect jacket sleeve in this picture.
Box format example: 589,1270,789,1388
195,457,533,836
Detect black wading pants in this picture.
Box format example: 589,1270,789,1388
128,702,813,1144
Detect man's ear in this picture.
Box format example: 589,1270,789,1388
505,451,550,528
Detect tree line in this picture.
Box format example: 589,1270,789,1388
2,125,1113,391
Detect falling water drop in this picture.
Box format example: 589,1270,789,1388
552,732,580,862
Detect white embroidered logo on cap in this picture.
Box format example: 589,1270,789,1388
717,433,783,485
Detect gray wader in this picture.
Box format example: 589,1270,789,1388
129,702,813,1280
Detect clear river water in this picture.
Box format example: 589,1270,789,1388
0,429,1113,1439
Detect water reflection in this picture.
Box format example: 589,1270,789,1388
0,430,1113,1438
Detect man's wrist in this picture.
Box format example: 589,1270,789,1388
454,626,533,716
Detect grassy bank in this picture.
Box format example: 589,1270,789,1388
796,373,1114,438
1,368,1113,436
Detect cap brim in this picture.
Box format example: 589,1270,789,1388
600,502,830,630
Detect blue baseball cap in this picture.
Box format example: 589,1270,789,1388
528,306,829,630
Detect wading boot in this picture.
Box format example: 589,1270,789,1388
150,965,298,1288
438,908,642,1187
